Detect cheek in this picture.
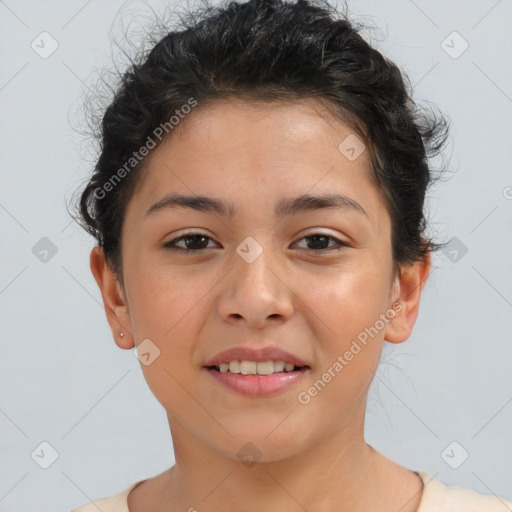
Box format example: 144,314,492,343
306,260,391,334
124,260,208,391
127,257,206,337
301,258,391,386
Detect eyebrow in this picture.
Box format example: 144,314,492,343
145,192,368,219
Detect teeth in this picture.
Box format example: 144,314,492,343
257,361,274,375
228,360,240,373
240,361,257,375
273,360,285,372
216,360,300,375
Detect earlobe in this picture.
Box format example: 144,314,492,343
384,253,431,344
89,246,135,349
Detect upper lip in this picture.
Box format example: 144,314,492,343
203,346,310,368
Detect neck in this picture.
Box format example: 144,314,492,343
160,406,415,512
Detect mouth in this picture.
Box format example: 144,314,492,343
205,360,310,375
203,361,310,397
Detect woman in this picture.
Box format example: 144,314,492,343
70,0,512,510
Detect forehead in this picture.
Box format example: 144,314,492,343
170,97,366,159
125,98,385,227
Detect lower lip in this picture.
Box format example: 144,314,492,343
204,367,309,397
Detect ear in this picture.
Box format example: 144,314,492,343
89,246,134,349
384,251,431,344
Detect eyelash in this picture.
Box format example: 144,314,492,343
162,232,349,253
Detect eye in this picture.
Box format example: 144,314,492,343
162,232,218,252
162,231,348,253
293,233,349,252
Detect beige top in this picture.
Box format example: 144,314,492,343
71,471,512,511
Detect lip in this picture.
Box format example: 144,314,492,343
203,345,310,368
204,366,309,397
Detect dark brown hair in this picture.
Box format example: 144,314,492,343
71,0,450,281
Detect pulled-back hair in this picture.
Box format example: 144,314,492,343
71,0,450,280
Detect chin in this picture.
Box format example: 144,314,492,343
209,420,313,462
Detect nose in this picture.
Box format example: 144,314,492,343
216,245,294,329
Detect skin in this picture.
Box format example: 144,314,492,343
90,98,430,512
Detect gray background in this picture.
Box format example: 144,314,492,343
1,0,511,510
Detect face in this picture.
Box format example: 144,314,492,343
92,98,427,463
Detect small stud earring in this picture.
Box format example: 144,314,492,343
119,332,124,338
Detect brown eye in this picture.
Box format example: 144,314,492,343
161,232,348,254
163,233,217,252
293,234,348,252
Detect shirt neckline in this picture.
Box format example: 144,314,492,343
124,471,434,511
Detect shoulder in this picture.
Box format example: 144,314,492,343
417,472,512,512
70,480,146,512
